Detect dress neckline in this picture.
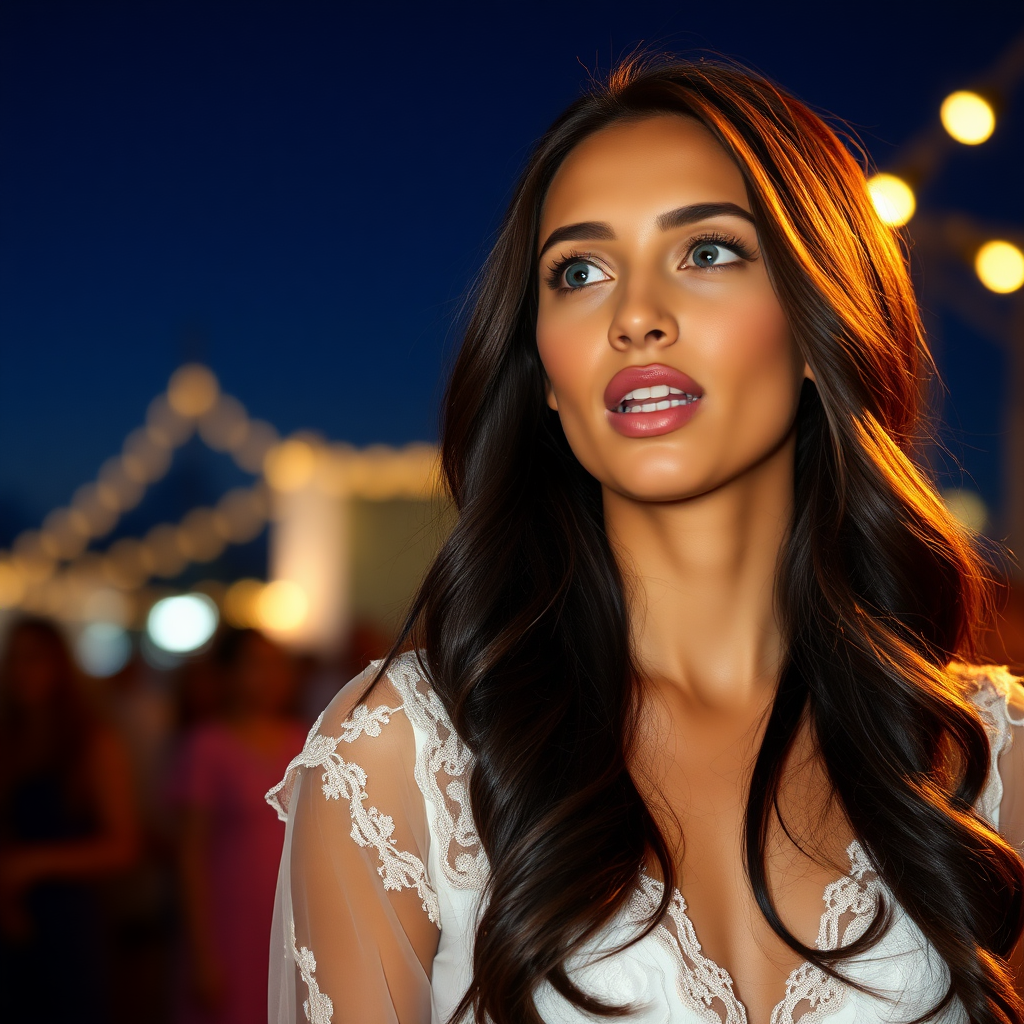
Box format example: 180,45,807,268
632,839,881,1024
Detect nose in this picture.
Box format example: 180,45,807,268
608,274,679,352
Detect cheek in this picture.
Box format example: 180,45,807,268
536,313,595,411
536,315,610,473
702,295,801,414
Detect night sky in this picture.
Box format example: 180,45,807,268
2,1,1023,561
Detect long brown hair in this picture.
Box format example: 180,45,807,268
385,57,1024,1023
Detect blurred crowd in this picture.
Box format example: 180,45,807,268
0,588,1022,1023
0,613,390,1024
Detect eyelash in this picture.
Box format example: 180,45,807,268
543,231,756,293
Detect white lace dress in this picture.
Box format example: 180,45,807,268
266,653,1024,1024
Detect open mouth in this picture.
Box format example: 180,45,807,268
614,384,701,415
603,363,704,438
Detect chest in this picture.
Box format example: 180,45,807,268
632,698,855,1023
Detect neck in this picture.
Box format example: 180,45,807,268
604,435,796,712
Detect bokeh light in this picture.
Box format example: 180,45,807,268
122,426,172,483
215,487,268,544
146,393,194,447
76,622,132,677
167,364,219,418
147,593,219,653
867,173,916,227
264,439,317,492
975,240,1024,294
199,394,250,452
256,579,308,633
940,90,995,145
224,577,264,628
145,523,188,579
0,562,26,608
177,508,226,563
104,538,150,590
941,487,989,534
233,419,280,474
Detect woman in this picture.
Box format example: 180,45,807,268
172,629,306,1024
0,616,139,1023
267,58,1024,1024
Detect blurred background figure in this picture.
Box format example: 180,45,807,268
0,616,140,1023
168,628,305,1024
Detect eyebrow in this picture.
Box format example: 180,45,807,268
537,202,755,259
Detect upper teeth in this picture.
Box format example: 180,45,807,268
616,384,699,414
621,385,682,401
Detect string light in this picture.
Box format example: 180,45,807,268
214,486,270,544
199,393,250,452
867,173,916,227
975,240,1024,294
177,508,227,563
940,91,995,145
0,362,441,622
263,438,317,492
167,363,219,418
0,562,26,608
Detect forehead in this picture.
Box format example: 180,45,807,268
540,115,749,233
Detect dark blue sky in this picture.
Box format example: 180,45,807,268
2,0,1023,550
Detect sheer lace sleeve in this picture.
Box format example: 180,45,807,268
266,663,440,1024
993,671,1024,856
957,663,1024,854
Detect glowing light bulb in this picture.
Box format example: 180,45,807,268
867,174,916,227
940,91,995,145
256,580,308,633
264,439,317,492
167,364,220,418
975,240,1024,294
147,593,219,653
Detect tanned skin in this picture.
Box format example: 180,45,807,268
537,115,874,1020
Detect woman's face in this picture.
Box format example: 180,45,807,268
536,115,809,503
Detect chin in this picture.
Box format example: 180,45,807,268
604,474,710,504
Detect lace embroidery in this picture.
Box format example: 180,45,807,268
769,841,881,1024
626,874,743,1024
290,917,334,1024
953,663,1024,829
629,841,879,1024
266,701,440,924
380,653,489,888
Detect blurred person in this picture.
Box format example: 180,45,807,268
104,655,178,1024
0,616,140,1023
175,649,228,732
171,628,306,1024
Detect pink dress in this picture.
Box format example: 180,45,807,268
175,721,308,1024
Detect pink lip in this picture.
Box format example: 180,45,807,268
604,363,704,439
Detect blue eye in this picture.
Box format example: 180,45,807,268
561,260,610,289
689,242,741,268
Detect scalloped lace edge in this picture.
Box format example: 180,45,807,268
382,653,489,889
955,664,1024,829
628,840,880,1024
289,917,335,1024
267,699,440,924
